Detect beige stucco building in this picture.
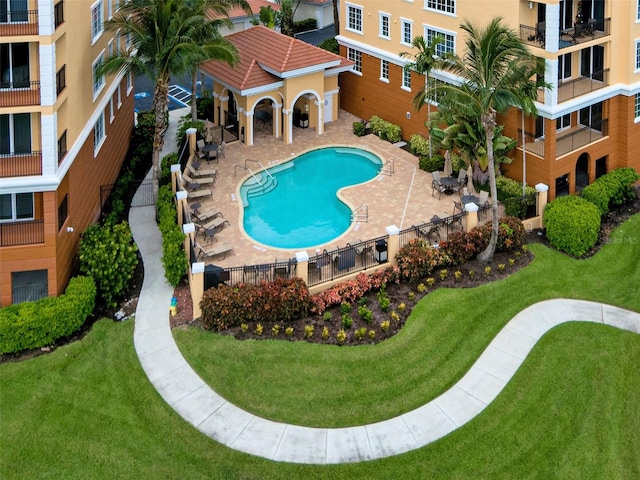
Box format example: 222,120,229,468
337,0,640,199
0,0,134,305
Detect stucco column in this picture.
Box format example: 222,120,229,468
295,251,309,285
464,203,478,232
190,260,205,320
186,127,197,157
314,100,324,135
273,103,282,139
244,110,254,146
175,189,187,225
386,225,400,267
212,92,220,125
536,183,549,220
171,165,182,195
282,108,293,144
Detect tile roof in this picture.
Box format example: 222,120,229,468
200,26,352,92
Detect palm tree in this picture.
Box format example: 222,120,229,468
422,17,543,263
400,35,445,158
98,0,240,194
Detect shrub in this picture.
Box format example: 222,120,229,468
354,327,367,340
358,305,373,323
396,239,451,281
342,315,353,329
380,320,390,332
419,154,445,173
130,111,155,161
544,195,601,257
377,284,391,312
78,221,138,308
161,152,179,186
272,324,281,336
0,276,96,354
285,326,294,337
409,134,430,156
368,115,402,143
254,323,264,336
352,121,366,137
157,184,188,287
323,311,333,322
197,94,215,121
318,37,339,54
200,277,310,331
368,329,376,339
304,325,314,338
336,329,347,343
322,326,330,340
293,18,317,33
582,167,639,216
176,115,205,148
496,176,538,218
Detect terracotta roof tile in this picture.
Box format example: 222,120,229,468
200,26,352,92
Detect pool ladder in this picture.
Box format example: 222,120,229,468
379,160,394,176
351,204,368,223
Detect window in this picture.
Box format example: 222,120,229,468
0,43,30,89
54,1,64,28
58,194,68,231
0,113,31,154
637,0,640,21
348,48,362,73
346,4,363,33
94,110,105,155
126,72,133,94
379,13,390,39
401,19,412,45
108,38,114,57
425,0,455,15
425,27,455,56
91,0,104,43
636,40,640,71
109,97,115,122
556,113,571,131
635,93,640,121
117,84,122,107
402,68,411,90
107,0,112,19
1,0,28,22
56,65,66,95
558,53,572,81
92,51,105,98
380,60,389,81
0,193,34,222
57,129,68,164
12,270,48,304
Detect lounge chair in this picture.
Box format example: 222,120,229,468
354,240,373,261
199,216,229,232
414,223,440,243
336,246,357,272
186,188,212,200
195,241,234,260
187,163,217,179
183,172,215,186
193,208,222,223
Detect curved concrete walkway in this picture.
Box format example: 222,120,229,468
128,197,640,464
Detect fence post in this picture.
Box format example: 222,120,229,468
535,183,549,220
190,261,205,320
386,225,400,266
175,190,187,226
295,251,309,285
186,127,197,157
464,204,479,232
171,164,182,195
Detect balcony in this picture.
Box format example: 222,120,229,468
518,129,545,158
556,119,608,157
0,219,44,247
0,10,38,36
0,81,41,107
520,18,610,50
558,69,609,103
0,151,43,177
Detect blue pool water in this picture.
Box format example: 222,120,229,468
241,147,382,249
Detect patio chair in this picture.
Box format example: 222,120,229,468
414,223,440,243
195,241,234,260
187,163,217,179
457,169,467,189
196,139,207,160
354,240,373,262
478,190,489,206
217,141,226,160
453,200,465,216
431,176,447,199
336,245,357,272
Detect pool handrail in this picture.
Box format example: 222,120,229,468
245,159,274,181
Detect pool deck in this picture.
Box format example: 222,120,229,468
184,110,458,268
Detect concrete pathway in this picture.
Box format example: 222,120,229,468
129,203,640,464
128,107,640,464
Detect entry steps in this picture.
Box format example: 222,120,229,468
239,162,294,207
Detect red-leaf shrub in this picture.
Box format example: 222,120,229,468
395,239,452,281
200,278,310,331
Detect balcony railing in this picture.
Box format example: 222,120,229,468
0,151,43,177
558,69,609,103
520,18,610,50
0,219,45,247
517,129,545,158
556,119,608,157
0,81,41,107
0,10,38,35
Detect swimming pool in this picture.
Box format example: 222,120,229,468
241,147,382,249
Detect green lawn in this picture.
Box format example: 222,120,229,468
1,215,639,479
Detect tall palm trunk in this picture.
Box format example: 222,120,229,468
477,111,499,263
191,69,198,122
152,76,170,196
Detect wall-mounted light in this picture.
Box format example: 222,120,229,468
406,112,411,120
66,226,74,233
529,1,533,9
304,104,309,112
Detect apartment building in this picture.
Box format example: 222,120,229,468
1,0,134,305
337,0,640,199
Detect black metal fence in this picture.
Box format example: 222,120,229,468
400,213,466,248
501,193,538,219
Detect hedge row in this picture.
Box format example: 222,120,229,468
0,276,96,354
368,116,402,143
581,167,639,216
157,184,188,287
200,278,310,331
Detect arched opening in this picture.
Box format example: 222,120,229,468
575,152,589,192
253,97,276,142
